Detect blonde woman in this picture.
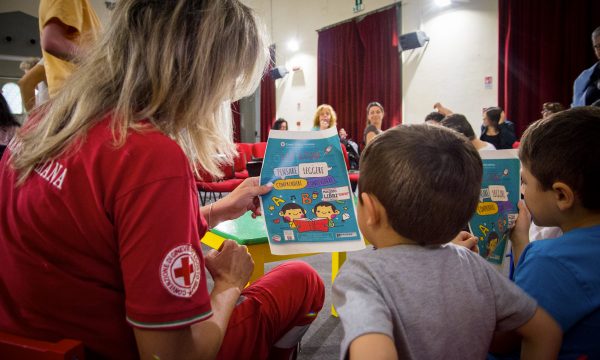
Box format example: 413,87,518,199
0,1,324,359
363,102,384,146
312,104,337,130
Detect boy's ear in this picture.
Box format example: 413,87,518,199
360,192,382,226
552,181,575,211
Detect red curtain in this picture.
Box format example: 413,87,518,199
318,21,364,143
357,7,401,128
499,0,600,137
260,46,276,141
318,5,400,146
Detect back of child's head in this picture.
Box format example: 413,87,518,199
359,125,482,245
441,114,476,140
484,107,503,126
520,106,600,210
424,112,445,123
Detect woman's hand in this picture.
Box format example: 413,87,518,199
451,231,479,253
205,239,254,291
208,177,272,226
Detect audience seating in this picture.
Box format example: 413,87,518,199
340,144,359,188
233,145,249,179
0,331,84,360
236,143,254,163
251,142,267,159
196,163,244,205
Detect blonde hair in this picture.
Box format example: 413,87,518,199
12,0,269,183
312,104,337,129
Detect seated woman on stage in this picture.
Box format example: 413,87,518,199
312,104,337,130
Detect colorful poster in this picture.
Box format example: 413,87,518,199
469,150,520,271
259,127,365,255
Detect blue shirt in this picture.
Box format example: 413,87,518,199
515,224,600,359
572,62,600,107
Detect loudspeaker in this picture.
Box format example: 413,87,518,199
399,31,429,51
269,66,289,80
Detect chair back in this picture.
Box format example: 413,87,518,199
252,142,267,159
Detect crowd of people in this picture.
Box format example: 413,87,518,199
1,0,600,359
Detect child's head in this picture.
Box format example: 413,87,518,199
519,107,600,217
359,125,482,245
313,202,340,219
441,114,476,140
279,203,306,223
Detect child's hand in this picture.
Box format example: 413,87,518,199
510,200,531,247
451,231,479,253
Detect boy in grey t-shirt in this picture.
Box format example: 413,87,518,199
332,125,561,360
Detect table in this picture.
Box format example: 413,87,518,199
201,211,349,316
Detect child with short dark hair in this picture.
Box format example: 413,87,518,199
332,124,561,359
506,106,600,358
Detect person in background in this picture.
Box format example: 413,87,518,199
0,1,325,358
480,107,517,149
572,27,600,107
272,117,288,130
18,57,48,112
363,102,384,146
493,107,600,359
541,102,564,118
339,128,360,170
39,0,102,97
441,113,496,151
0,93,20,158
312,104,337,130
333,124,561,360
424,111,445,125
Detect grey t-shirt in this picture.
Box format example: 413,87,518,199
332,243,537,360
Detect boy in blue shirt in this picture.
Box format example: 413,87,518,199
504,106,600,359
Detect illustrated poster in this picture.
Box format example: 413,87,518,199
259,127,365,255
468,149,520,270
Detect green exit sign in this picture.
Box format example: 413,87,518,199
353,0,364,13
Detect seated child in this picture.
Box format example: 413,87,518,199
332,124,561,359
504,106,600,359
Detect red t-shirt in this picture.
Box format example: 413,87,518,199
0,115,212,358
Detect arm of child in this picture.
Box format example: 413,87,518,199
349,333,398,360
516,307,562,359
491,307,561,359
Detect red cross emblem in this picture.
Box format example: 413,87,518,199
174,256,194,286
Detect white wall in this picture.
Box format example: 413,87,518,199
247,0,498,135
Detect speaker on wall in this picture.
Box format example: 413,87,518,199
399,31,429,51
269,66,289,80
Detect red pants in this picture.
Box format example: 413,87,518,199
217,261,325,360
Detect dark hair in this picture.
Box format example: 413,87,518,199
542,102,564,114
424,112,445,123
366,102,384,115
273,118,288,130
359,125,482,245
279,203,306,223
313,201,337,212
441,114,475,140
483,107,502,129
0,94,20,128
520,106,600,210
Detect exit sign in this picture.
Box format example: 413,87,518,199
353,0,364,13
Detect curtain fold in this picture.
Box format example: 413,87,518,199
499,0,600,136
357,7,401,129
260,45,276,142
318,21,364,142
318,5,400,146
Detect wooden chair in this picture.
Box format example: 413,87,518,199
0,331,84,360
